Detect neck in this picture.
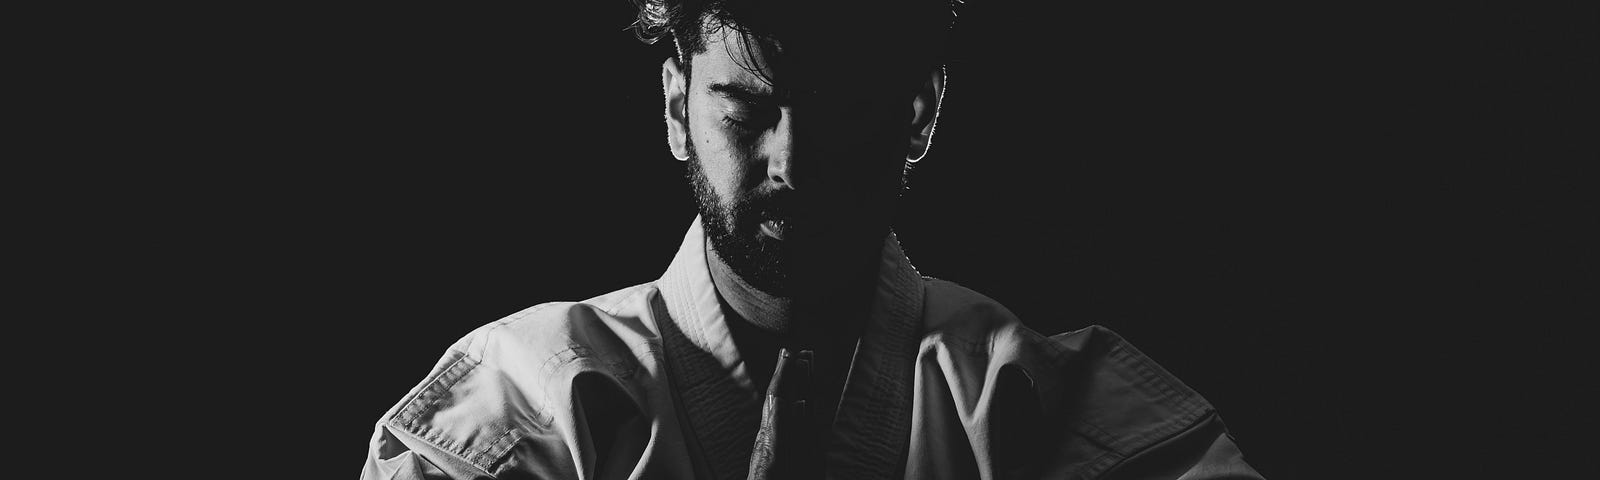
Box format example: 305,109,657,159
706,240,797,335
704,235,884,348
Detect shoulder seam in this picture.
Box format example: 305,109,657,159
598,283,652,317
464,302,565,360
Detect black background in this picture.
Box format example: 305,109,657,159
79,2,1592,478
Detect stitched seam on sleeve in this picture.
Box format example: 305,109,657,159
1088,410,1221,479
386,353,495,474
392,352,477,427
390,353,540,473
384,413,498,479
1104,343,1199,411
471,425,525,471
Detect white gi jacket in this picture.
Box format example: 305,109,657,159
362,218,1262,479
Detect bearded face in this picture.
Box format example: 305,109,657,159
671,26,928,299
686,142,796,295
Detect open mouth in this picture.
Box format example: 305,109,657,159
759,218,789,240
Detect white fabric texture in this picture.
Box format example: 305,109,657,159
360,217,1262,479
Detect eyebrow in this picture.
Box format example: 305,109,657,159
707,82,783,103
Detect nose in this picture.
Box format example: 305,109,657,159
764,112,797,190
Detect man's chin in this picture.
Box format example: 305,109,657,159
716,219,889,297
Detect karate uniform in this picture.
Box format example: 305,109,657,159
362,218,1262,479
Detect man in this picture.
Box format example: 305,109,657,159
362,1,1262,478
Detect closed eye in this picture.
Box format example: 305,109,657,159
719,102,777,132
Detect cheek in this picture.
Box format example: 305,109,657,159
688,112,752,199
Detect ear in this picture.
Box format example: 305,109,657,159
907,67,946,162
663,57,691,161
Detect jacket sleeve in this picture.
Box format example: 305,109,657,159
1100,412,1264,480
1036,326,1265,479
356,347,507,480
361,422,488,480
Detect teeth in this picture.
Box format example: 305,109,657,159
763,219,787,239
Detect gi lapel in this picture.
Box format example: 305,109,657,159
656,217,765,480
825,234,925,479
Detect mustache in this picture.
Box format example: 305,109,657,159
730,189,802,225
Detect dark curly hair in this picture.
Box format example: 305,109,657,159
629,0,962,79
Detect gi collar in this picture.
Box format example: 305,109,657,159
656,216,926,479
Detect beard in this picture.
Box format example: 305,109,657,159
683,120,901,302
685,136,796,297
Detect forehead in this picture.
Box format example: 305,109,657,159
689,20,924,97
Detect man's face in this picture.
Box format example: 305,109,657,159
679,27,919,297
